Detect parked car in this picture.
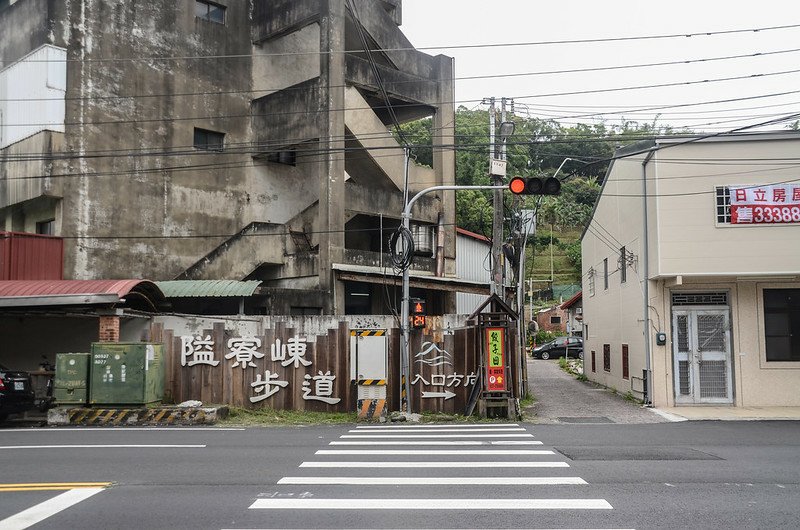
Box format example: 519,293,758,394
0,364,36,422
531,337,583,360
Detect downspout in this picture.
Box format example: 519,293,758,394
436,212,445,277
642,148,656,405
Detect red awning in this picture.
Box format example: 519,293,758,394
0,280,166,312
561,291,582,309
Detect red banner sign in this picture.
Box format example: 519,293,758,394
730,184,800,225
485,327,506,391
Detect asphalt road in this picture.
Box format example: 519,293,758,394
1,421,799,529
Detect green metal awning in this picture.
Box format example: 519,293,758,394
155,280,262,298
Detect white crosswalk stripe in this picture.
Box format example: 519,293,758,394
242,422,618,528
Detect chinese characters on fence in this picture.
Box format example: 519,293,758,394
180,334,339,404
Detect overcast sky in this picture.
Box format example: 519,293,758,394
401,1,800,132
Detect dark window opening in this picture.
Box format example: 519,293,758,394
36,219,55,235
550,316,561,324
764,288,800,362
194,128,225,151
603,344,611,372
603,258,609,290
620,246,627,283
591,350,596,373
622,344,629,379
266,150,297,166
195,0,225,24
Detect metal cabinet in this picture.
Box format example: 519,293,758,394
89,343,164,405
54,353,91,405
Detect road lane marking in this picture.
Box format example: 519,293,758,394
278,477,587,485
329,440,543,445
355,423,519,429
348,428,527,433
340,433,534,439
299,461,570,468
3,426,246,432
0,445,206,449
249,498,613,510
0,487,105,530
316,449,554,455
0,482,111,492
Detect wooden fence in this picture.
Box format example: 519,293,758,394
150,315,516,415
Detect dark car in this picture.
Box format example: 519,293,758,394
0,364,36,422
531,336,583,360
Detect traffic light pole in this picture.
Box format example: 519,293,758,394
400,184,505,414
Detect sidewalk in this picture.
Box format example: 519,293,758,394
524,357,665,424
525,357,800,423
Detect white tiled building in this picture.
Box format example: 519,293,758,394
582,132,800,407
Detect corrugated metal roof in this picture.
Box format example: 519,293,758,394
156,280,262,298
0,279,154,298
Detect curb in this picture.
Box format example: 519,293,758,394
47,406,229,426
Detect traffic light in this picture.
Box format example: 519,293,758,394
410,298,426,329
508,176,561,195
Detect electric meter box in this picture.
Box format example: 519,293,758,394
89,343,164,405
54,353,91,405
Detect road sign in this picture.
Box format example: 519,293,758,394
485,327,506,391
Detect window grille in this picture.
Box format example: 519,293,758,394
193,128,225,151
591,350,596,373
619,246,627,283
671,292,728,306
588,268,596,297
550,316,561,324
715,186,731,224
603,344,611,372
603,259,609,290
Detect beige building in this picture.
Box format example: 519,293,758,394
582,132,800,407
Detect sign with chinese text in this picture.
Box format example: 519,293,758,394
730,184,800,225
485,327,506,391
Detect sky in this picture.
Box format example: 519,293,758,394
401,0,800,133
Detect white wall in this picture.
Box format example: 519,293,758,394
456,232,491,314
0,45,66,149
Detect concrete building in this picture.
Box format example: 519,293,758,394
0,0,457,315
582,132,800,407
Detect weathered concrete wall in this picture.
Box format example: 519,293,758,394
0,0,55,66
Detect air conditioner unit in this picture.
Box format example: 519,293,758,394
410,224,434,257
576,307,583,314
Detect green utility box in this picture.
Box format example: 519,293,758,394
54,353,91,405
90,343,164,405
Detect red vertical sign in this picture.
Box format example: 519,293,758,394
485,327,506,391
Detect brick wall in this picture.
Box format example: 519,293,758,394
98,316,120,342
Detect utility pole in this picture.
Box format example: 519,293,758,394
484,97,514,298
486,98,503,297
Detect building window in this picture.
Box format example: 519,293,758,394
266,149,297,166
619,246,627,283
195,0,225,24
603,344,611,372
603,258,609,290
36,219,55,235
550,315,561,325
194,128,225,151
764,288,800,362
591,350,596,373
622,344,629,379
715,186,731,224
588,268,596,297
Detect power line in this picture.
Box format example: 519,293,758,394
7,46,800,103
14,23,800,63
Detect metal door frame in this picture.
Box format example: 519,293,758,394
672,306,733,404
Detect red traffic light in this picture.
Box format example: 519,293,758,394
508,176,561,195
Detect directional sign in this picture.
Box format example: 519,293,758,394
421,390,456,400
485,327,506,392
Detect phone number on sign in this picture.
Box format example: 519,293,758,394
735,205,800,224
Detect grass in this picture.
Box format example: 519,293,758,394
220,406,357,426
